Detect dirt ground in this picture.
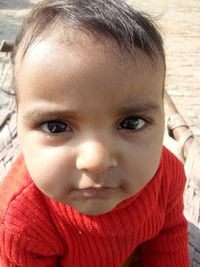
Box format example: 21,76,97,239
0,0,200,136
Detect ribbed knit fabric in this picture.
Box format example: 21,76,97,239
0,146,189,267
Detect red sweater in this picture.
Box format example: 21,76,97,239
0,147,189,267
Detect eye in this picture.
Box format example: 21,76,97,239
41,121,71,134
118,117,146,131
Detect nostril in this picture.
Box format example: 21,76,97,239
76,155,117,174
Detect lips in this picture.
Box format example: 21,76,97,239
71,187,120,198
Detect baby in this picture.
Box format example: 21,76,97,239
0,0,189,266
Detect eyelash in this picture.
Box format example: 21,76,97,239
117,116,151,131
40,120,72,135
39,116,151,135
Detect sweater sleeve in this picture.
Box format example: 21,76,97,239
139,151,190,267
0,209,64,267
0,182,65,267
0,247,58,267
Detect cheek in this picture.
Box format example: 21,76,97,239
123,133,163,193
19,134,76,196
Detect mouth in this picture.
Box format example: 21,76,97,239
70,186,120,198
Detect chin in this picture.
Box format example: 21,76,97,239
70,200,119,216
52,194,122,216
78,208,113,216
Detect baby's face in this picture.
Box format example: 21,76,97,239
16,30,165,215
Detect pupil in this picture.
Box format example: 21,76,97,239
124,119,138,129
48,122,66,133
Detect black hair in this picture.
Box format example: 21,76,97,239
11,0,165,65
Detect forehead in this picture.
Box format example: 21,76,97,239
15,29,165,111
16,27,164,73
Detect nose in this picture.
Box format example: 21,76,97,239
76,140,117,174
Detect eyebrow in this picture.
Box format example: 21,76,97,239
22,109,79,122
117,101,161,115
22,101,161,122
